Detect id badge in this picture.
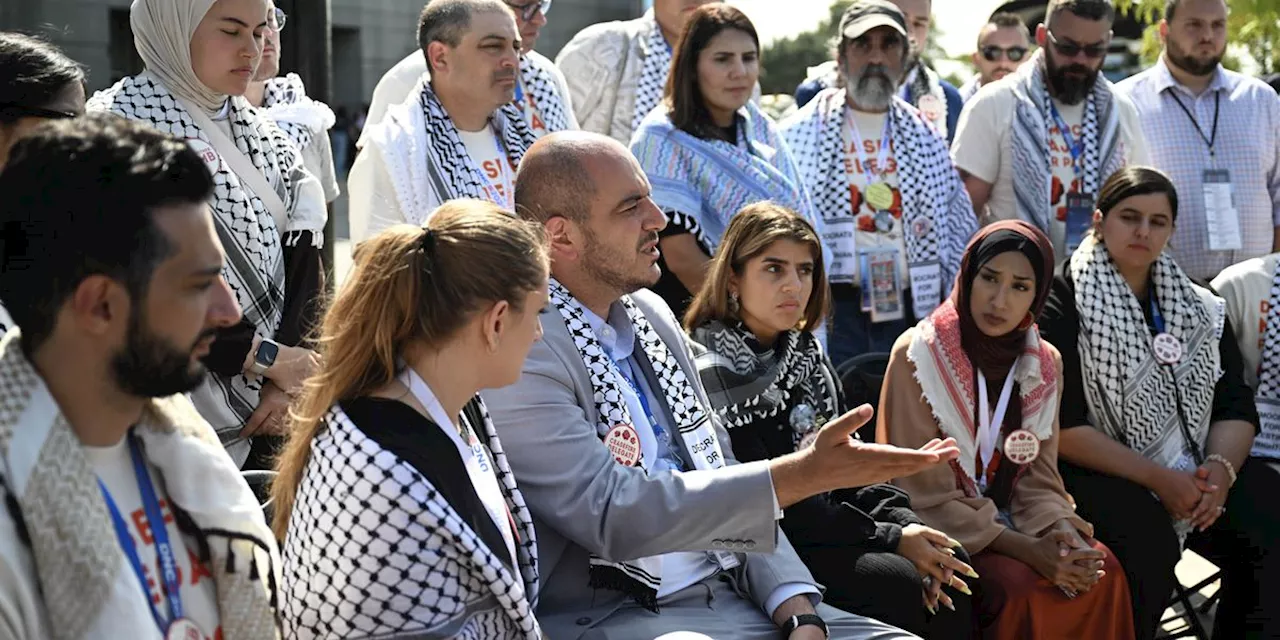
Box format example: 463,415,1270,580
824,217,857,284
709,550,742,571
1064,192,1094,256
866,249,904,323
1203,169,1242,251
907,262,943,318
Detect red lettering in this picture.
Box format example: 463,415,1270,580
131,509,154,546
483,160,500,180
188,548,214,586
862,139,877,154
214,626,224,640
530,111,546,132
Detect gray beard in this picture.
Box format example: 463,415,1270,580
847,74,896,111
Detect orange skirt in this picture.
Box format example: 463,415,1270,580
971,540,1135,640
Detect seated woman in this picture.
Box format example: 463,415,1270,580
87,0,328,468
686,202,975,639
1039,166,1280,640
630,4,818,320
0,32,86,333
877,220,1135,639
271,200,550,639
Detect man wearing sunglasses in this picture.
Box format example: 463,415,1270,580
951,0,1148,259
1117,0,1280,283
363,0,576,139
959,12,1032,103
245,4,342,209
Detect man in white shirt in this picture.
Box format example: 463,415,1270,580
363,0,577,138
348,0,538,242
245,2,341,205
0,114,278,639
556,0,715,144
780,0,977,361
951,0,1149,258
959,12,1033,103
483,130,964,639
1116,0,1280,281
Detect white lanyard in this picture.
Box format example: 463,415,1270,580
977,369,1018,480
401,367,462,441
844,106,893,187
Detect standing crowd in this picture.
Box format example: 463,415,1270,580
0,0,1279,638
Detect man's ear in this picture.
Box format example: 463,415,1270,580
69,274,129,338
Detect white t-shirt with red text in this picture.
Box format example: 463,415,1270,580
457,127,516,210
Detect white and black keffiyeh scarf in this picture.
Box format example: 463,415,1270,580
1071,235,1224,473
1252,261,1280,459
548,280,728,611
261,73,335,152
781,88,977,315
0,330,280,640
1011,50,1123,233
367,81,536,224
281,398,541,639
901,62,950,140
690,322,837,443
631,16,672,133
520,52,571,133
87,73,323,444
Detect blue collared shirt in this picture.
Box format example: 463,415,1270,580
1117,57,1280,281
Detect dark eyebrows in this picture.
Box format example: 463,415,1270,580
221,17,267,29
980,265,1034,281
190,265,224,279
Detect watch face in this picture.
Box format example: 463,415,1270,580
257,340,280,366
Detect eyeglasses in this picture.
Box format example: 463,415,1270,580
980,45,1028,62
506,0,551,21
270,7,287,32
1045,30,1108,59
0,104,77,120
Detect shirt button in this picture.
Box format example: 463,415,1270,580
576,617,592,625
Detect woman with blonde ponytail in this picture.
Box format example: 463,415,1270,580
273,199,550,639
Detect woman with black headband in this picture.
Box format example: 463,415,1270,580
878,220,1135,639
0,32,86,335
1040,166,1280,640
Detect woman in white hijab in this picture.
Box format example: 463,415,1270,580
88,0,328,470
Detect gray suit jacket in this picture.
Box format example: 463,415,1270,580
481,288,818,638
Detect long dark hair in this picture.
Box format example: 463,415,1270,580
0,32,84,124
663,4,759,140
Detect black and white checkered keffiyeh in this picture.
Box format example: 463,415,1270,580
1252,260,1280,459
780,87,977,316
281,397,541,639
520,52,571,133
689,321,837,439
261,73,335,152
368,81,536,225
87,73,322,440
1071,235,1224,472
548,280,728,612
631,16,672,133
1010,50,1123,233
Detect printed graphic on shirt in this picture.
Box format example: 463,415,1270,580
122,497,224,640
1049,118,1086,223
844,111,909,285
515,92,547,138
458,128,517,206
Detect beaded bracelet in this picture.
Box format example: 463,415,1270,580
1205,453,1238,487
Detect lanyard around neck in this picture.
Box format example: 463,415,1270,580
98,432,185,633
1166,90,1220,159
844,106,893,185
977,369,1018,478
1048,101,1084,179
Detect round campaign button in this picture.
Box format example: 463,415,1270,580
918,94,944,122
911,216,932,238
1153,332,1183,365
789,403,816,434
604,424,642,466
186,139,221,177
166,619,204,640
866,182,894,211
1003,429,1041,465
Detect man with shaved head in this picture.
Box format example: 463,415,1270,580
348,0,537,243
483,130,959,639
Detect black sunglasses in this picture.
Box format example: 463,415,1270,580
0,104,78,120
1045,30,1108,59
981,45,1028,62
506,0,551,21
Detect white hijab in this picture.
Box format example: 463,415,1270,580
130,0,233,115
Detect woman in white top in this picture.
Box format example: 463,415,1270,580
272,199,551,639
87,0,328,468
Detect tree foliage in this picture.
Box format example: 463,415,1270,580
1117,0,1280,74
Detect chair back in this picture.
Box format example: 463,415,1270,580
836,352,891,425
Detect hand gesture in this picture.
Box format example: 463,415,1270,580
808,404,960,490
897,524,976,612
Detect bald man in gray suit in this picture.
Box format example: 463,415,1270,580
481,131,961,640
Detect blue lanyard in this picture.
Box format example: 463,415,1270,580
98,433,184,632
1048,101,1085,179
611,356,685,471
1149,292,1166,334
514,76,524,105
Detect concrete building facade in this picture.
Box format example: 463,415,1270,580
1,0,644,112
